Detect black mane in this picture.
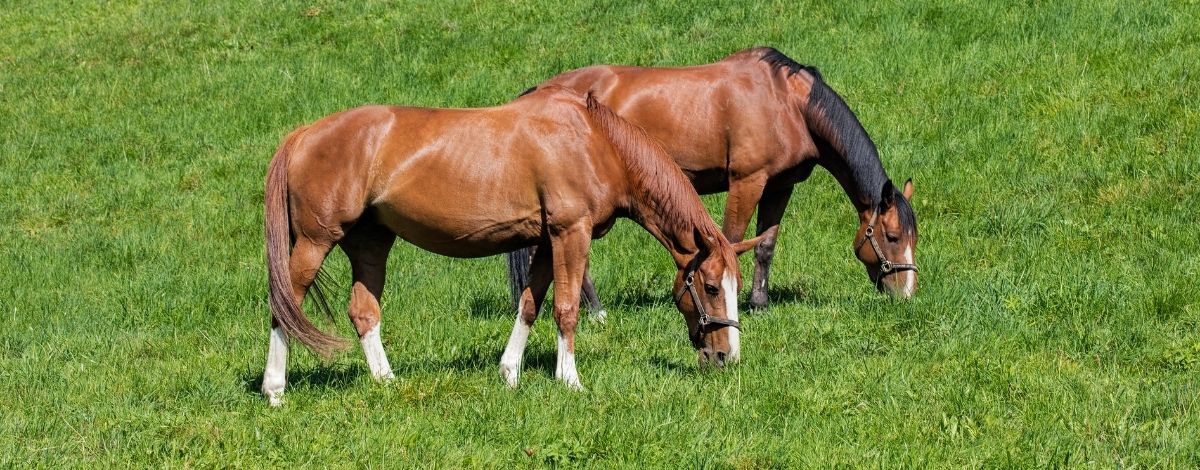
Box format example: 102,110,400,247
759,47,822,80
758,48,891,212
891,186,918,237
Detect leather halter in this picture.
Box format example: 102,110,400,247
855,207,918,286
676,270,741,333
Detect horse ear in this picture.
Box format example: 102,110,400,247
902,178,914,201
880,179,896,209
730,226,779,256
688,228,713,268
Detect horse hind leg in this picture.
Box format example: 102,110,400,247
581,268,606,322
262,236,337,407
500,242,552,387
341,220,397,381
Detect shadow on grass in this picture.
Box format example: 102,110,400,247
745,283,811,313
380,346,560,383
243,363,366,395
467,292,512,320
648,356,703,377
607,282,666,310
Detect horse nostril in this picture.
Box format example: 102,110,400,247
716,351,727,367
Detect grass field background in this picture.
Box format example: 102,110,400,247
1,0,1198,466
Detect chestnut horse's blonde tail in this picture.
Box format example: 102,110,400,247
264,126,347,358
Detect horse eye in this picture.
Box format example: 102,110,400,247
704,284,720,296
885,233,900,243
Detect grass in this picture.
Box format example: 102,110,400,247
1,0,1198,466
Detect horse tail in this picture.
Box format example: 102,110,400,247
265,126,347,357
506,247,534,310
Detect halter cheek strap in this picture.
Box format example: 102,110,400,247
675,271,741,333
855,208,918,286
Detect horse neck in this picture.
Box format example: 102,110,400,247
801,79,890,213
586,92,726,265
820,145,887,214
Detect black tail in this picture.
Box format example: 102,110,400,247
506,247,534,310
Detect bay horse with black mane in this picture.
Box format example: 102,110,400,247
509,47,919,316
261,87,763,406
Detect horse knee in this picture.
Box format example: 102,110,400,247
553,304,579,330
755,235,777,261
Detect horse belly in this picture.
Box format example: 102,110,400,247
372,195,542,258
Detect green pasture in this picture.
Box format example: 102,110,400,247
1,0,1197,466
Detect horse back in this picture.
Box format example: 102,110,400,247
292,93,622,257
538,57,815,189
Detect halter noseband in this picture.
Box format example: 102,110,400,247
855,207,918,286
676,270,741,333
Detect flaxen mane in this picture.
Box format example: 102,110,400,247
584,95,738,268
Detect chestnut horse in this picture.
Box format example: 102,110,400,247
261,87,762,406
509,47,919,315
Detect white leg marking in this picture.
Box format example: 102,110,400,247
555,329,583,390
591,309,608,323
262,327,288,407
723,270,741,363
499,304,530,388
360,323,395,381
902,246,916,298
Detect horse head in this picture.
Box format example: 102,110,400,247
853,179,919,298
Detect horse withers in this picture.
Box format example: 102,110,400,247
508,47,919,313
261,87,762,406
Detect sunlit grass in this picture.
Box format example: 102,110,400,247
0,0,1197,466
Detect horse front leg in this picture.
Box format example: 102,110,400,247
722,172,769,243
750,185,794,309
548,224,592,390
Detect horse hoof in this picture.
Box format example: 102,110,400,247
500,364,520,388
590,309,608,323
265,392,284,407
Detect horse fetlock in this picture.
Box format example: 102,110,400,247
262,381,286,407
563,375,584,391
499,361,521,388
749,289,770,309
